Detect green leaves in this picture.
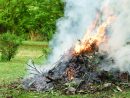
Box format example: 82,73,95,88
0,0,64,41
0,32,22,61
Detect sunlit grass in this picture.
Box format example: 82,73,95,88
22,41,48,46
0,43,45,84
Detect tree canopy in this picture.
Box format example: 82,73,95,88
0,0,64,41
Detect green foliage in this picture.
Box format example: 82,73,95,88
0,0,64,41
0,0,29,35
43,47,52,59
0,32,22,61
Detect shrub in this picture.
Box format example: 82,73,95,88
0,33,22,61
42,47,52,59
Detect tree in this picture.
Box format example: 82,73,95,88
0,0,64,41
0,32,22,61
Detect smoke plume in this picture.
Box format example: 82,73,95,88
46,0,102,70
28,0,130,73
99,0,130,73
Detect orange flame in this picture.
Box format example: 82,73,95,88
74,16,115,54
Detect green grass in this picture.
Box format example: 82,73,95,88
0,41,130,98
22,41,48,46
0,41,46,84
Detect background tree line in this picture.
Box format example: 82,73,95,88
0,0,64,41
0,0,64,61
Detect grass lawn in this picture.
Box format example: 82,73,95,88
0,41,130,98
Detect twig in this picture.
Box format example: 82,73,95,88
27,63,41,75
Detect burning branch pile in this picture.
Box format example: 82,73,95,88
22,13,129,94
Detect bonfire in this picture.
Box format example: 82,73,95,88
22,10,129,94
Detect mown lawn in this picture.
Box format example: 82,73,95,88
0,41,130,98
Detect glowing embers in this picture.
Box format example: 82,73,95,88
65,65,76,81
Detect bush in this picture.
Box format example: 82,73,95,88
0,33,22,61
42,47,52,59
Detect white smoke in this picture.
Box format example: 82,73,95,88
46,0,103,69
27,0,130,73
99,0,130,73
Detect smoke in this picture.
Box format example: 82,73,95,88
27,0,130,73
45,0,103,70
42,0,130,73
99,0,130,73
